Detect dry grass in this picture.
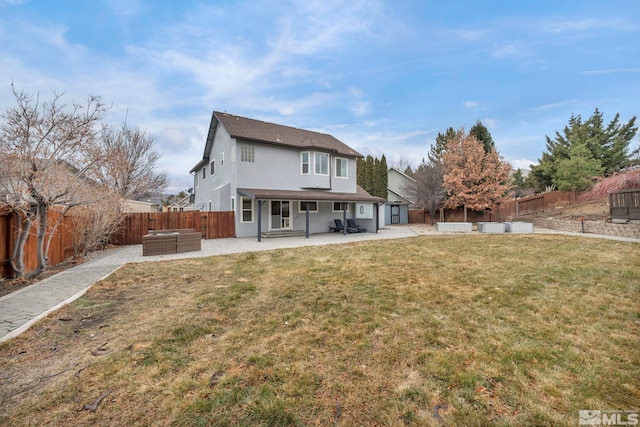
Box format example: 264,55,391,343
0,234,638,426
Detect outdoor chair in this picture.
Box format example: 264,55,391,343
330,218,346,232
347,218,367,233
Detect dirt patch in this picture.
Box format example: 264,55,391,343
519,198,610,222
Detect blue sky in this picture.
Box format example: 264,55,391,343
1,0,639,193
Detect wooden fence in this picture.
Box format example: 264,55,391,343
0,209,75,279
409,191,577,224
111,211,235,245
1,209,235,279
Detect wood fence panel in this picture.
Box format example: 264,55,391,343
517,195,544,215
113,211,235,245
408,209,425,224
0,213,11,278
408,191,578,224
201,211,236,239
0,208,75,279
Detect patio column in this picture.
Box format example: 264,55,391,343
257,200,265,242
375,203,379,233
342,204,347,235
305,202,310,238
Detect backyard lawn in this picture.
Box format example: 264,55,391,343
0,234,638,426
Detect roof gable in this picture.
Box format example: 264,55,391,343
214,111,362,158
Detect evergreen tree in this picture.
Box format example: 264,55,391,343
429,127,456,164
553,143,604,192
530,110,637,192
376,155,388,197
356,157,366,190
511,168,528,198
469,120,495,153
356,154,389,197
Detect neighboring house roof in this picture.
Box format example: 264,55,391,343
387,189,412,205
191,111,362,172
169,195,194,209
387,167,416,205
238,186,386,204
388,167,416,183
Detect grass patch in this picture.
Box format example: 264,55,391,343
0,235,638,426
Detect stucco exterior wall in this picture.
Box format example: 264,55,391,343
192,117,372,238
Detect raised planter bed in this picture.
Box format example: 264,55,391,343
504,222,534,233
142,229,202,256
436,222,473,232
477,222,506,233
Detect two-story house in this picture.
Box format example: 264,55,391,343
190,111,386,239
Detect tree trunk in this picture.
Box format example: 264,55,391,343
29,204,49,279
463,206,468,222
9,213,32,278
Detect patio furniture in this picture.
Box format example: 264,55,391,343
142,229,202,256
347,218,367,233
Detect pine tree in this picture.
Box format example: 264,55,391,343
530,110,637,192
553,143,604,192
469,120,495,153
429,127,456,164
376,155,388,197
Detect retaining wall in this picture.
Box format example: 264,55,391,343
532,218,640,239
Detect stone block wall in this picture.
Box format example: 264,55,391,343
532,218,640,239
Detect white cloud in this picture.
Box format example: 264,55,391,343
490,43,521,58
582,67,640,75
350,100,371,117
482,118,497,129
0,0,25,6
464,101,478,108
532,99,580,112
509,158,537,170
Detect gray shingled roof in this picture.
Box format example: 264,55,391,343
214,111,362,158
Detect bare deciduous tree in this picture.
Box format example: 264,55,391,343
1,85,169,279
94,123,168,199
70,192,123,257
414,163,447,224
0,84,108,278
406,162,446,224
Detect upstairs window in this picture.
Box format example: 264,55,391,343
202,167,206,180
335,157,347,178
210,160,215,176
221,152,224,166
241,144,254,162
301,152,310,175
315,152,329,175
